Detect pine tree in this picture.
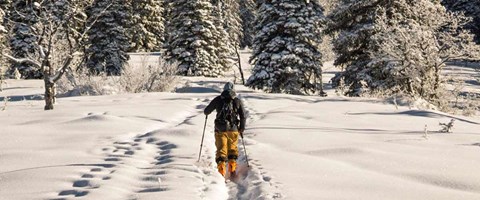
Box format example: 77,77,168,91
216,0,242,48
329,0,478,106
129,0,164,52
442,0,480,44
211,0,238,72
247,0,326,95
0,0,11,19
0,7,4,40
85,0,131,75
164,0,225,77
8,0,41,79
0,1,7,46
0,5,6,80
239,0,256,49
0,0,11,40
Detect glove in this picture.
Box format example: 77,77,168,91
239,130,244,138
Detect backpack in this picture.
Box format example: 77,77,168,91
216,97,238,131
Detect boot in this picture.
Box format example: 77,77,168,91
217,161,226,177
228,160,237,178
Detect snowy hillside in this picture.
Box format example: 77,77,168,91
1,54,480,200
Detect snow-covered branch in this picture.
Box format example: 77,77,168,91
51,56,73,83
3,54,42,69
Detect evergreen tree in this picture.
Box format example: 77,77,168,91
247,0,326,95
327,0,379,95
215,0,242,48
0,0,11,38
442,0,480,44
129,0,164,52
0,2,6,46
239,0,256,49
329,0,478,106
0,7,4,39
164,0,225,77
212,0,238,71
85,0,130,75
0,0,11,19
8,0,41,79
0,5,6,79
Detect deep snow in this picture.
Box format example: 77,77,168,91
1,53,480,200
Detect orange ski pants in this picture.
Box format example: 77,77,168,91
214,131,239,163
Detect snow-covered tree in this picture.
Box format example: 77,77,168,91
329,0,479,107
129,0,164,52
247,0,326,95
0,2,7,48
442,0,480,44
215,0,242,49
8,0,41,79
0,0,11,21
239,0,256,49
0,5,6,82
3,0,104,110
0,8,4,41
85,0,130,75
211,0,238,71
319,0,340,14
164,0,226,77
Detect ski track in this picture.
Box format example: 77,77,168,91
46,98,214,200
225,94,284,200
46,94,283,200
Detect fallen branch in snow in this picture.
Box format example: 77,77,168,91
439,119,455,133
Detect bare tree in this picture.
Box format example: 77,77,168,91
3,1,109,110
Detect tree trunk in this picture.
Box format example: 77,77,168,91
44,78,54,110
235,47,246,85
44,62,55,110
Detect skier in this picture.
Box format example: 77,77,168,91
204,82,246,178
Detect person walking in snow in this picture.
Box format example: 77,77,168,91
204,82,246,178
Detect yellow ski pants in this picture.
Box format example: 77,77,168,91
215,131,239,163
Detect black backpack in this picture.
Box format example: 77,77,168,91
216,97,238,131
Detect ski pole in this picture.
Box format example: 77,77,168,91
198,115,208,162
241,136,250,167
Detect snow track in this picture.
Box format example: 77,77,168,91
44,98,230,200
224,93,284,200
3,74,480,199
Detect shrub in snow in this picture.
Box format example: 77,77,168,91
57,58,179,96
247,0,326,95
164,0,229,77
85,0,130,75
118,58,179,93
443,75,480,116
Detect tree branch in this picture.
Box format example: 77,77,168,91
51,56,73,83
3,54,42,68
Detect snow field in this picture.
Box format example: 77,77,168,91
1,53,480,199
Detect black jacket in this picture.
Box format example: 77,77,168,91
204,90,246,132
